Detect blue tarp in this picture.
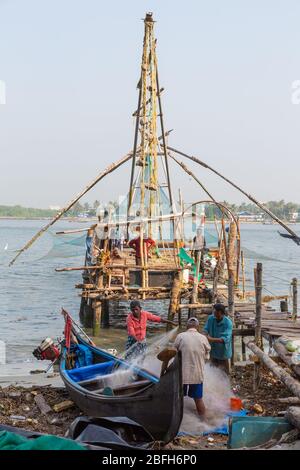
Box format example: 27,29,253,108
178,409,248,437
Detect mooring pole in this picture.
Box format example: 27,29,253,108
292,277,298,322
254,262,263,391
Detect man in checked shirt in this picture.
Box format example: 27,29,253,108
125,300,176,361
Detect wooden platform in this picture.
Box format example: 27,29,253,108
235,305,300,339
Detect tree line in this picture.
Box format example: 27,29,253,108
0,200,299,220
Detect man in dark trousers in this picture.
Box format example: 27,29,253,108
203,303,233,375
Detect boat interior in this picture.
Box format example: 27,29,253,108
62,346,158,397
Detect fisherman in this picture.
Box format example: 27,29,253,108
203,303,233,375
85,228,95,266
128,229,156,265
125,300,176,360
174,317,211,417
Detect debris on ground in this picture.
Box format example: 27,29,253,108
52,400,75,413
0,361,297,449
0,385,81,436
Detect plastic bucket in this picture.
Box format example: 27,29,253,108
230,397,242,411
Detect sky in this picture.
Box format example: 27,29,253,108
0,0,299,208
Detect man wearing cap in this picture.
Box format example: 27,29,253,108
125,300,176,360
203,303,233,375
174,317,211,417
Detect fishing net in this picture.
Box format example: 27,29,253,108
38,232,86,261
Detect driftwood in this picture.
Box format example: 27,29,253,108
245,341,300,399
167,146,300,243
285,407,300,430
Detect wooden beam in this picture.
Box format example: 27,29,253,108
245,340,300,399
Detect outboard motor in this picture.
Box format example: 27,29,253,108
33,338,60,361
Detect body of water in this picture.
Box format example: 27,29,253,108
0,219,299,374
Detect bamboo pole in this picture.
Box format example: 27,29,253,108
228,271,235,321
292,278,298,321
245,340,300,399
168,153,218,204
9,126,172,266
156,70,174,214
241,250,246,300
168,272,182,327
221,218,230,276
214,216,220,240
235,218,241,286
228,221,237,273
128,77,143,215
189,250,201,317
167,146,300,243
9,152,134,266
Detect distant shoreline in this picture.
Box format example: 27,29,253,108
0,216,298,225
0,216,97,222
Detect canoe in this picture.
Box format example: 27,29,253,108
59,331,183,443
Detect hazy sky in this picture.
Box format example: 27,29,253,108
0,0,299,208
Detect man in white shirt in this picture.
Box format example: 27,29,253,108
174,317,211,417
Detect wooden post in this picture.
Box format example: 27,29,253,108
221,218,230,275
246,340,300,399
228,270,235,366
235,218,241,286
241,250,246,300
241,326,246,361
255,263,263,346
292,278,298,321
93,300,102,337
228,221,237,275
168,272,182,328
228,271,235,321
93,265,104,336
189,250,201,317
254,262,263,391
101,299,110,328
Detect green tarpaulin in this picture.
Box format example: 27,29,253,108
0,431,86,451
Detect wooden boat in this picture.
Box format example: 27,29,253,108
278,231,300,245
59,330,183,443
